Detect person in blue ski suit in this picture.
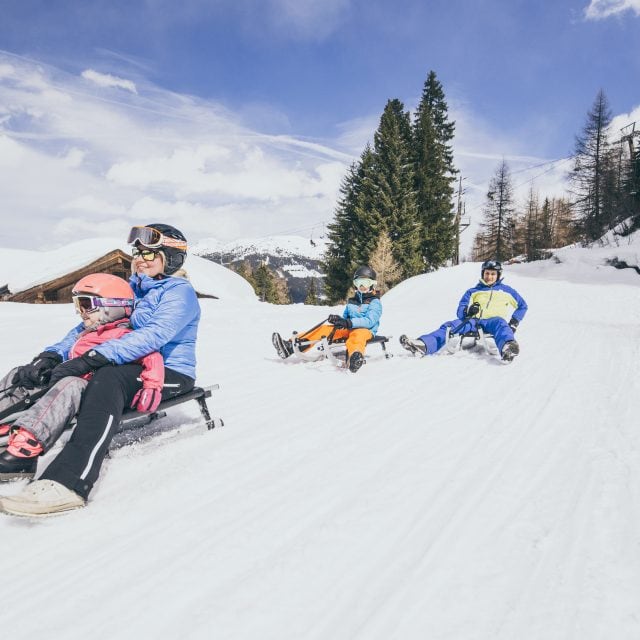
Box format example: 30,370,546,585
400,260,527,362
0,223,200,517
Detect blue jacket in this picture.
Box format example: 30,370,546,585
46,274,201,380
456,278,528,323
343,291,382,335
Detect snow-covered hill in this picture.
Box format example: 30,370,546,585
1,240,640,639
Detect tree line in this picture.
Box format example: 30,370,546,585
234,81,639,304
472,89,640,262
322,70,457,303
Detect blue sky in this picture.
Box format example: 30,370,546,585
1,0,639,251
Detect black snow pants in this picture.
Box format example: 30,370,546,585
40,364,194,500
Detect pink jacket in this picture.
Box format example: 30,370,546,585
69,320,164,390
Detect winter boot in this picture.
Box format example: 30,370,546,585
348,352,365,373
501,340,520,362
272,332,294,359
0,427,43,481
399,335,427,356
0,480,85,517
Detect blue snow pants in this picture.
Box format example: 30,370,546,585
418,317,515,355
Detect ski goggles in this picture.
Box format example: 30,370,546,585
131,246,161,261
353,277,376,289
127,226,187,250
482,260,502,271
72,295,134,315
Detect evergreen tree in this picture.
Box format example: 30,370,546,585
351,145,384,268
413,70,458,269
373,99,422,277
520,188,542,261
304,278,319,305
322,161,362,303
253,263,279,303
570,89,613,241
476,160,516,261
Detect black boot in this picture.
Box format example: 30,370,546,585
0,450,37,481
348,352,365,373
501,340,520,362
272,332,294,359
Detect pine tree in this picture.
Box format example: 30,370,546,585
253,263,279,303
413,70,457,269
373,99,422,277
322,161,362,303
304,278,319,305
570,89,613,241
369,232,402,292
475,160,516,261
351,145,384,268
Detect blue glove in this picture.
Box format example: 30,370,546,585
48,350,111,387
328,314,352,329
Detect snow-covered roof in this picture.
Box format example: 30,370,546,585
0,238,257,302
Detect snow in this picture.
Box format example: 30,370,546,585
1,242,640,639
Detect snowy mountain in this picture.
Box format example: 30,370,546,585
192,235,328,303
1,235,640,639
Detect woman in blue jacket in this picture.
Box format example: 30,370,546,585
2,223,200,516
400,260,527,362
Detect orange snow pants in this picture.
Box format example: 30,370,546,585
297,324,373,356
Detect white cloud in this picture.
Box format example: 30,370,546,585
0,51,350,248
584,0,640,19
81,69,138,94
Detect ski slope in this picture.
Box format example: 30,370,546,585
1,257,640,640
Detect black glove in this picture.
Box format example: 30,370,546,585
465,302,480,318
48,350,112,387
12,351,62,389
509,318,519,332
328,314,352,329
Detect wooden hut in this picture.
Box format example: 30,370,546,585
8,250,132,304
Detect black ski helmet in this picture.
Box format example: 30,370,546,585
353,265,377,281
143,223,188,275
481,259,502,280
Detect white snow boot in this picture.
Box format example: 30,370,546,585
0,479,85,517
399,335,427,356
501,340,520,363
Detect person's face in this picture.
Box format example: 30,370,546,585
482,269,498,284
132,247,164,278
81,308,101,329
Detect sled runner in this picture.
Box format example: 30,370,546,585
444,325,500,357
290,331,392,367
1,384,222,451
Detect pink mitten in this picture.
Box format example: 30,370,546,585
131,387,162,413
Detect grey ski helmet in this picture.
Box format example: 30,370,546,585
353,265,377,281
481,259,502,280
